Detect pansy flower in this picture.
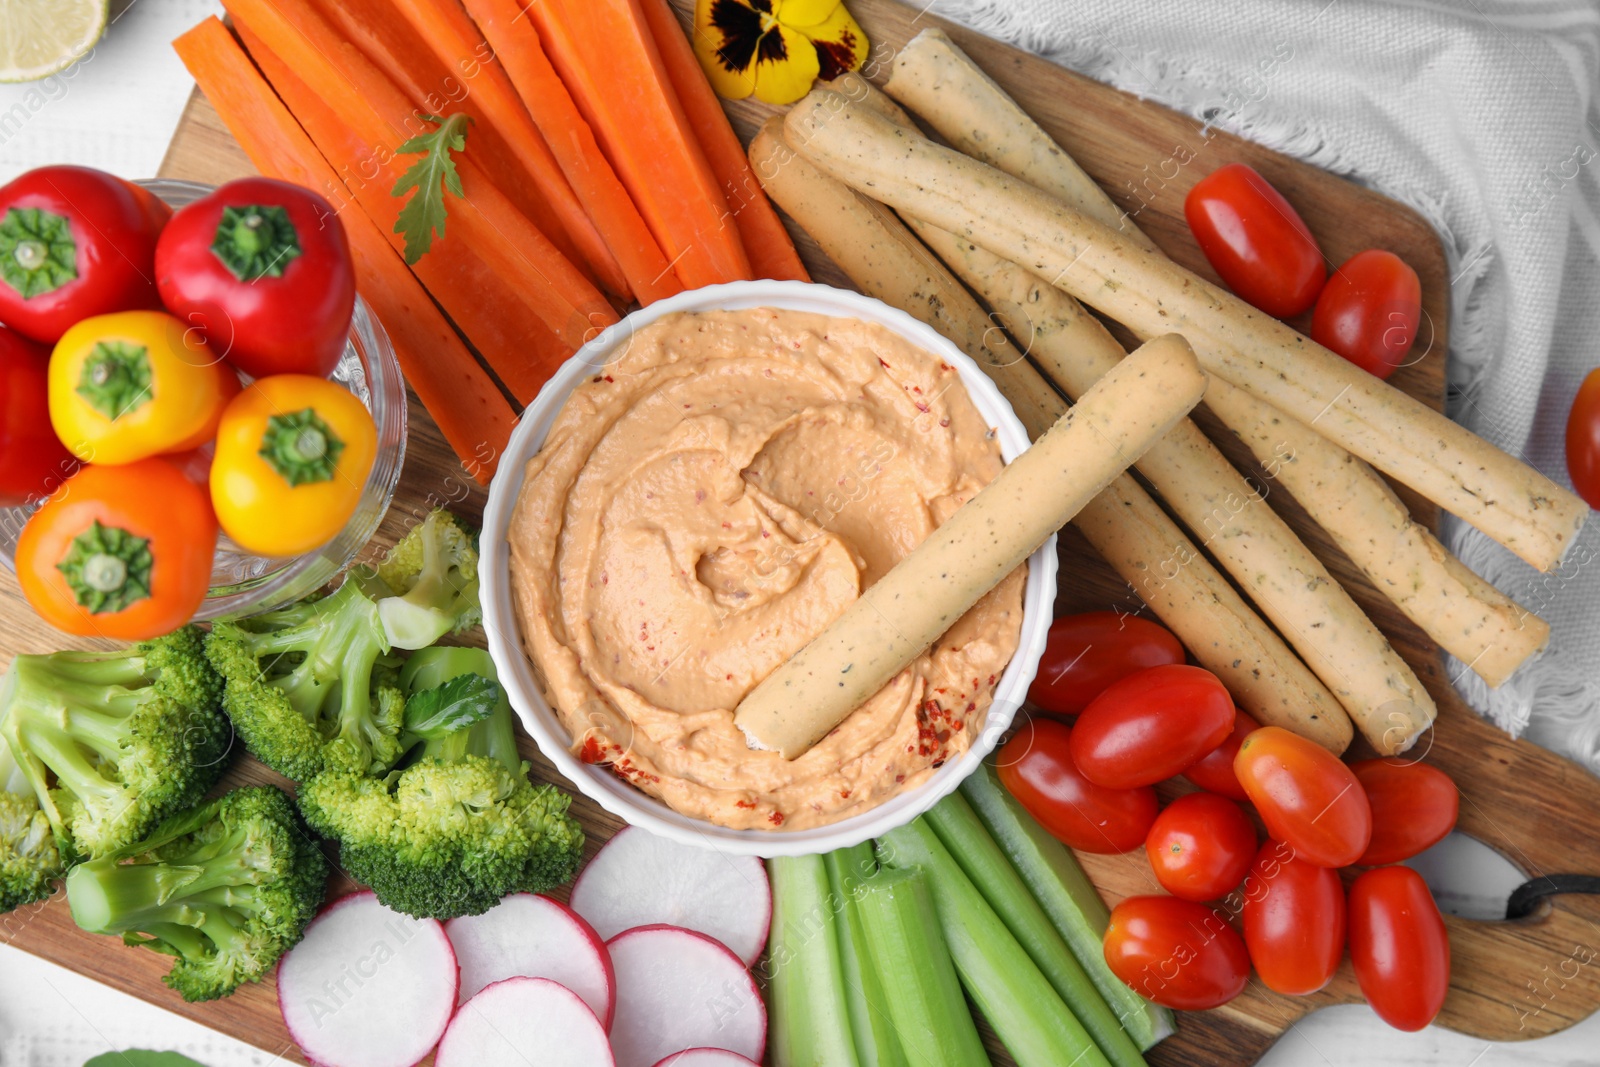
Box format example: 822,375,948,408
693,0,870,105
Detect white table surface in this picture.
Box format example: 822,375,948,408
0,2,1592,1065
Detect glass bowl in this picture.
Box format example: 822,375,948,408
0,178,407,621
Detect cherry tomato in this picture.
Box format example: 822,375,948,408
1184,162,1326,318
1103,896,1251,1010
1027,612,1186,717
1565,367,1600,509
1070,664,1236,788
1351,759,1459,866
1310,250,1422,380
1242,840,1346,995
0,325,76,506
1183,710,1258,801
15,457,217,640
997,719,1158,853
0,166,170,344
1145,792,1257,902
1234,727,1371,867
156,177,355,380
1348,866,1450,1031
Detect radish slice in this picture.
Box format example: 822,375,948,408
651,1051,762,1067
278,891,458,1067
435,977,615,1067
606,925,766,1067
444,893,616,1026
571,827,772,966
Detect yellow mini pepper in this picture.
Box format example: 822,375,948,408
48,310,240,465
210,375,377,557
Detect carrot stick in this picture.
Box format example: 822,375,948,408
232,17,574,406
221,0,617,352
307,0,631,301
636,0,808,283
530,0,753,288
173,16,515,482
462,0,685,304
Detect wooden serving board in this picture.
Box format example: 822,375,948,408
6,4,1600,1065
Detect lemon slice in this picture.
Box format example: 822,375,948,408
0,0,106,83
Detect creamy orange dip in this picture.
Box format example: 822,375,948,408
508,308,1023,830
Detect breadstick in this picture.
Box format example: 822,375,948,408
749,118,1354,752
734,334,1209,757
782,91,1588,574
878,35,1549,686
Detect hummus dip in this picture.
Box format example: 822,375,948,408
508,308,1024,831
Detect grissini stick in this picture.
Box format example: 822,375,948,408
749,115,1353,752
782,89,1588,574
879,33,1548,688
733,334,1209,759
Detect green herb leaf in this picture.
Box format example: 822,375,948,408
391,113,472,265
84,1051,210,1067
403,672,501,739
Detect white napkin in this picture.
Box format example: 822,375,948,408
917,0,1600,764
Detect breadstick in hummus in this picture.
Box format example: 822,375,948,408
734,334,1209,758
877,40,1548,686
750,117,1353,751
782,91,1588,573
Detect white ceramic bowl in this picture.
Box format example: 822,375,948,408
481,281,1056,857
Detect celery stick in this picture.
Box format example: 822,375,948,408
768,855,862,1067
826,844,911,1067
878,820,1112,1067
926,792,1147,1067
854,865,990,1067
960,763,1176,1049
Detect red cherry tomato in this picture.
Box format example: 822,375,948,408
997,719,1158,853
1183,710,1258,800
1351,759,1459,866
1234,726,1371,867
1070,665,1236,789
1027,612,1186,717
1310,250,1422,380
1348,866,1450,1031
1145,792,1257,902
1565,367,1600,509
156,177,356,380
1184,162,1326,317
1103,896,1251,1010
0,325,76,506
0,166,169,343
1242,840,1346,995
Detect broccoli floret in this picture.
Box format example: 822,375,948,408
0,729,62,913
372,509,481,650
66,785,328,1002
206,580,405,782
298,646,584,919
0,626,230,862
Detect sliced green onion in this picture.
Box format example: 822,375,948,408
926,790,1148,1067
853,864,990,1067
960,762,1176,1050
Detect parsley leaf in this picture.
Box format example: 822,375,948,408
84,1053,209,1067
391,113,473,264
402,672,502,740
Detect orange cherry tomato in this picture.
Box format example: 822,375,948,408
1104,896,1251,1010
1310,250,1422,380
15,457,217,640
1242,839,1346,995
1233,726,1371,868
1145,792,1257,902
997,718,1158,854
1565,367,1600,509
1183,710,1258,801
1184,162,1326,317
1348,866,1450,1031
1070,665,1236,789
1351,759,1459,866
1027,612,1186,717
